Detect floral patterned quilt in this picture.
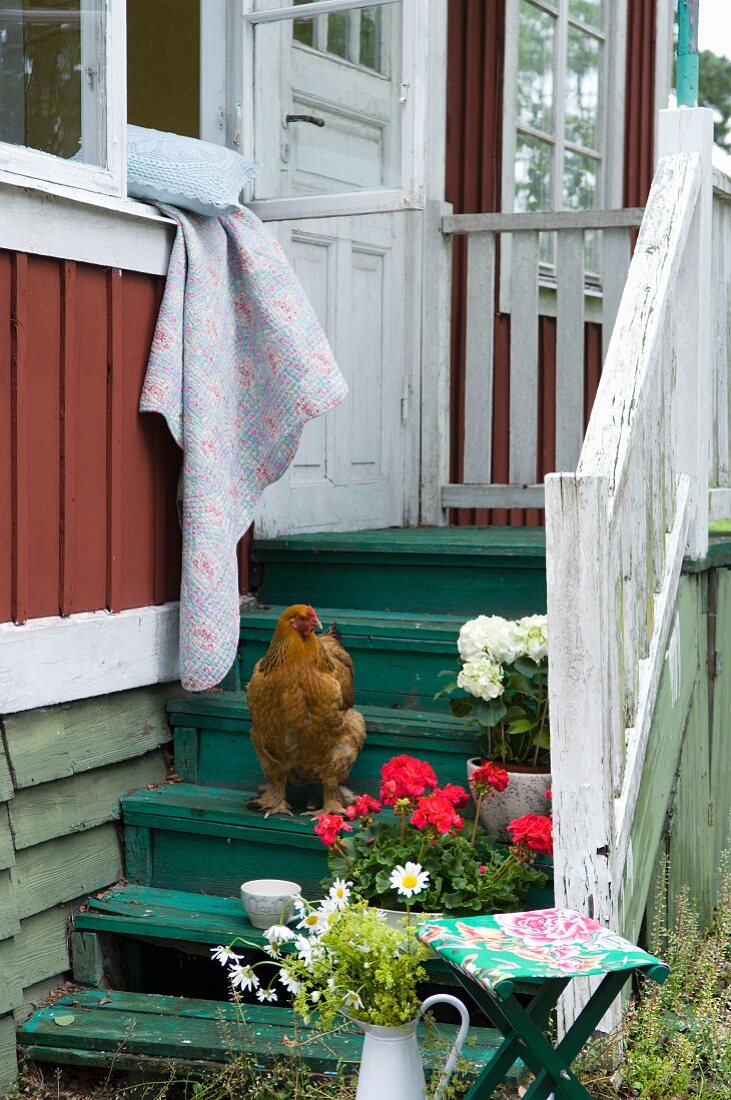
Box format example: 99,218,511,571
140,206,347,690
417,908,668,996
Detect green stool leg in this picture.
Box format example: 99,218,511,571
455,978,569,1099
525,969,633,1100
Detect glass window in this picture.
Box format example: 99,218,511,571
252,0,404,201
509,0,605,218
0,0,106,165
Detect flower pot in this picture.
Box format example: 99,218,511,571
467,757,551,840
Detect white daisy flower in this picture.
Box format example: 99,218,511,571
295,935,314,967
278,968,301,995
292,896,307,917
389,862,430,898
210,945,241,966
263,943,281,959
256,987,278,1003
229,964,259,992
342,990,364,1011
298,910,326,933
264,924,296,945
328,878,352,909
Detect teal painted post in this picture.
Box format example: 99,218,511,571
677,0,700,108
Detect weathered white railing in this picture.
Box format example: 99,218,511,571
545,109,714,1021
710,167,731,518
440,207,644,512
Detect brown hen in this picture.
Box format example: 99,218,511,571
247,604,366,816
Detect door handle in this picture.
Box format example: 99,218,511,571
284,113,326,127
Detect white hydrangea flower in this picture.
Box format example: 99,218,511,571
515,614,548,663
458,615,522,665
457,654,504,701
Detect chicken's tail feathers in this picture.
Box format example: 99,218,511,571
322,620,342,642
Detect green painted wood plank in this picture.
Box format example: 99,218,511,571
0,869,20,942
19,989,510,1075
3,684,175,790
0,944,23,1015
8,906,72,991
123,824,153,886
682,535,731,573
252,526,547,556
240,607,466,642
76,885,269,947
0,807,15,873
711,569,731,896
71,931,105,988
0,748,13,805
0,1014,17,1093
15,976,77,1025
12,824,123,919
8,750,166,851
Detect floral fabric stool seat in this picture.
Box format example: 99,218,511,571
417,908,668,1100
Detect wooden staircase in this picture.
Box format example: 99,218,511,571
17,527,547,1083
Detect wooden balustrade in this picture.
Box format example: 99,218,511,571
440,207,644,512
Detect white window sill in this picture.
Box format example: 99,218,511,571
0,169,177,275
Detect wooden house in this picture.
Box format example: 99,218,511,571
0,0,729,1086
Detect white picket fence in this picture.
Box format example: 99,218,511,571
545,108,715,1022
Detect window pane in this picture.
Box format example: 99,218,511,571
563,149,598,209
515,133,553,212
360,6,381,71
258,1,402,198
127,0,200,138
0,0,105,164
565,26,601,150
569,0,602,30
517,0,555,135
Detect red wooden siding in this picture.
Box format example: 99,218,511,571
0,251,183,626
445,0,658,526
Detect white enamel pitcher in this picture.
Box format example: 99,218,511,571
354,994,470,1100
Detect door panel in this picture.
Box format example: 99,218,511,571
255,211,414,536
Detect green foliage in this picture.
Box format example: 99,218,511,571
576,856,731,1099
700,50,731,153
284,900,429,1030
330,819,546,917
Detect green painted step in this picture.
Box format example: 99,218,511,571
19,988,519,1078
168,693,476,792
252,527,547,617
238,606,466,711
122,782,331,897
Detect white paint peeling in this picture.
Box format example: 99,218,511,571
665,611,681,706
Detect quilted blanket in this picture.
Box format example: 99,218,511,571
140,205,347,691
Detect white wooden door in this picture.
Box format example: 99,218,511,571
250,1,422,536
255,210,418,536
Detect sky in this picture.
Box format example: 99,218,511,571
698,0,731,59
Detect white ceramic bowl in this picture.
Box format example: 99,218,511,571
240,878,301,929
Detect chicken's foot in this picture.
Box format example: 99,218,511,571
248,782,293,817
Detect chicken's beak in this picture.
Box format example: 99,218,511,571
313,615,322,631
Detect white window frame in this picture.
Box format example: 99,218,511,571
502,0,627,219
0,0,127,198
241,0,428,221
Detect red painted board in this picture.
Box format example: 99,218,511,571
0,252,12,623
25,255,61,619
118,270,161,610
62,263,107,614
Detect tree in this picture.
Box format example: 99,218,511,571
699,49,731,153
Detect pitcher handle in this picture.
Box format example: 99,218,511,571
418,993,470,1100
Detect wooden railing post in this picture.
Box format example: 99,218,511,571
658,108,714,559
420,199,453,526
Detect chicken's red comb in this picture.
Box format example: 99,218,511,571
306,605,318,618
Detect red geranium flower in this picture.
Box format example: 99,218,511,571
410,793,464,835
507,813,553,858
380,755,438,804
469,762,509,797
439,783,471,809
314,813,352,847
345,794,382,820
